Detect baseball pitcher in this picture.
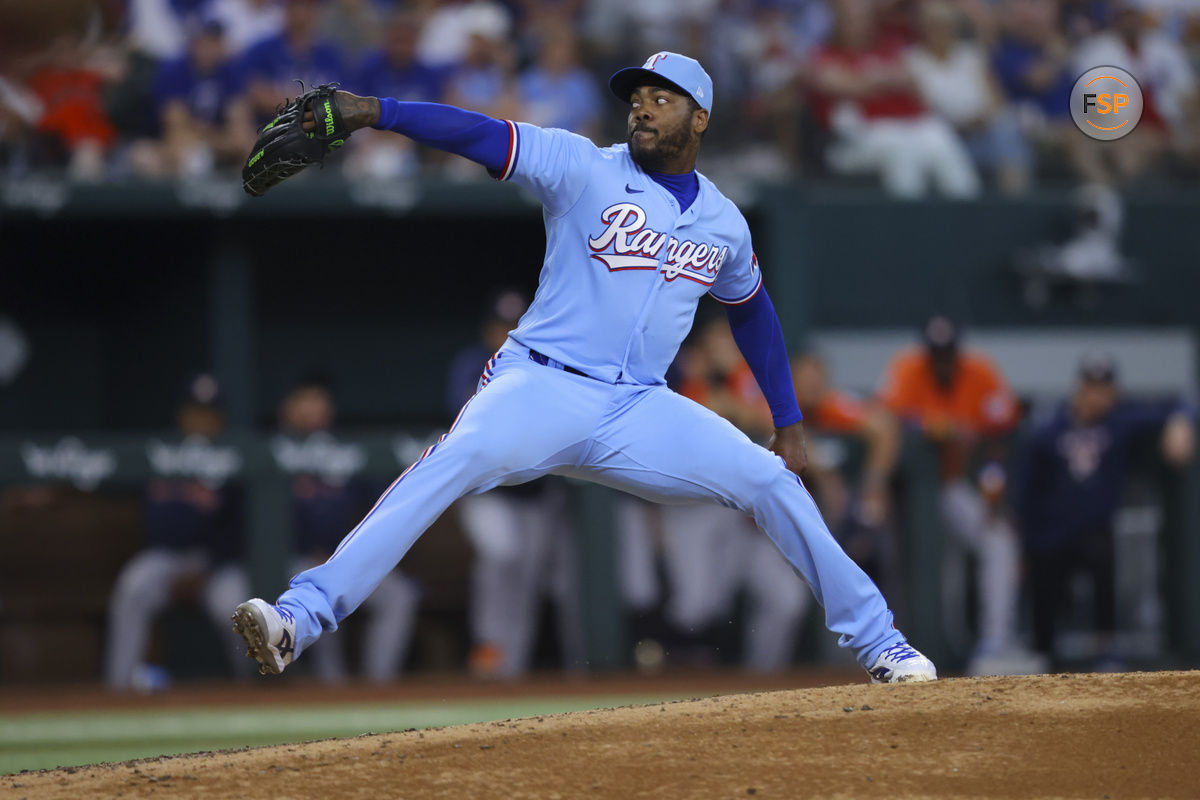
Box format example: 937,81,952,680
233,52,936,684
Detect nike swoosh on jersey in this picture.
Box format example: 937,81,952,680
625,184,643,194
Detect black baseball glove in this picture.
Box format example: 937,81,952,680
242,82,351,197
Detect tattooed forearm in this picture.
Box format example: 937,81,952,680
337,92,381,132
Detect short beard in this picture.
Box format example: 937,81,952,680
628,122,693,173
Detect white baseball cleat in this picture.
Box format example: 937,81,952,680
232,598,297,676
867,641,938,684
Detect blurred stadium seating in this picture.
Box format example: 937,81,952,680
1,0,1198,687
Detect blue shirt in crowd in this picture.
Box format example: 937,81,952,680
992,39,1074,119
1018,400,1184,552
517,66,601,134
238,33,345,91
446,65,510,110
154,55,245,127
352,52,445,103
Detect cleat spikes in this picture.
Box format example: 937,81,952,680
232,599,296,676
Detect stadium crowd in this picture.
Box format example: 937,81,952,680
1,0,1198,193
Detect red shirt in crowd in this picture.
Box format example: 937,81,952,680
28,68,116,149
806,34,925,129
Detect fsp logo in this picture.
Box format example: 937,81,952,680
1070,66,1143,141
1083,90,1128,116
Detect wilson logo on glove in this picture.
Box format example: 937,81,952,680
242,82,352,197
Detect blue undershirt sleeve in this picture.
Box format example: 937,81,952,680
724,287,804,428
372,98,510,173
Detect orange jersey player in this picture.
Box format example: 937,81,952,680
877,316,1025,671
877,316,1019,482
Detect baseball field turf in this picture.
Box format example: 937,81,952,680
0,694,684,774
0,670,838,775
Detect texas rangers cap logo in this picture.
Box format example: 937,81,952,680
609,52,714,113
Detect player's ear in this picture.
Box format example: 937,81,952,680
693,108,709,136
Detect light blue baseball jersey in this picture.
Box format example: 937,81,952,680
272,93,914,682
493,122,762,386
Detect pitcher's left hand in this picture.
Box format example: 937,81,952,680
769,420,808,477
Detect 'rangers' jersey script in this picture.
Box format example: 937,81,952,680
496,123,762,385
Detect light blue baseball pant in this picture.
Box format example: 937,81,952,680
278,339,905,669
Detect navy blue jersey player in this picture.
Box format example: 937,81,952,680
233,52,936,684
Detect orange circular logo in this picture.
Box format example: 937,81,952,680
1070,66,1144,141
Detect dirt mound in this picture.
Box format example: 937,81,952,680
6,671,1198,799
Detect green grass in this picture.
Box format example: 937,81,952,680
0,694,680,774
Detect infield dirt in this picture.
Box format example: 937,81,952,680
5,670,1198,799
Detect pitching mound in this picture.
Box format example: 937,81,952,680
7,671,1198,799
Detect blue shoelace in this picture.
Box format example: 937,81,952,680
880,642,921,662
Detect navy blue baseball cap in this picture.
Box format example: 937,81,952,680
609,52,713,113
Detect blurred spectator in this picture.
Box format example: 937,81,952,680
238,0,346,121
792,352,903,604
1061,0,1116,41
992,0,1099,183
604,0,720,57
126,17,256,178
725,0,832,63
352,11,446,102
626,316,812,673
0,0,97,76
416,0,513,69
1073,0,1199,181
6,0,1198,188
1018,353,1195,670
278,376,421,683
905,0,1033,193
878,316,1025,673
716,0,822,169
1137,0,1200,44
104,374,251,691
318,0,388,53
24,38,118,179
517,26,602,137
125,0,206,62
446,291,583,678
209,0,287,56
445,31,520,118
443,30,520,175
344,10,446,178
512,0,588,63
806,0,981,197
992,0,1074,114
